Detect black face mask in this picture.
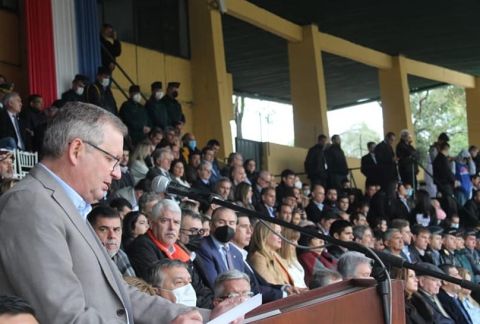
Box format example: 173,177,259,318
171,90,179,98
213,225,235,243
186,234,202,251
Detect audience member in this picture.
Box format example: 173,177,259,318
297,225,336,286
337,251,372,279
0,92,27,150
85,66,118,115
278,228,307,289
61,74,88,103
160,82,184,128
384,228,405,258
119,85,151,145
409,226,434,264
146,147,173,181
352,225,374,248
458,268,480,322
374,132,397,198
178,209,203,250
416,262,455,323
327,220,354,259
304,134,328,187
0,295,38,324
146,81,169,130
309,268,343,290
325,135,348,190
146,259,197,307
126,199,213,308
255,187,276,218
129,141,154,184
437,264,473,323
122,211,150,249
100,23,122,71
109,197,133,219
305,184,325,223
396,129,418,187
360,141,379,187
213,270,253,307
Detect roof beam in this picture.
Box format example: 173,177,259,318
224,0,303,42
404,58,476,89
317,32,393,69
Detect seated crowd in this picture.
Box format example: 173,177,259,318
2,66,480,323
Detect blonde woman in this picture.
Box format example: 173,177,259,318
278,228,308,289
129,141,153,184
248,222,301,295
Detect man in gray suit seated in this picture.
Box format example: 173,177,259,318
0,102,240,323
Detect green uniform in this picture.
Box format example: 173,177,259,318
119,99,151,145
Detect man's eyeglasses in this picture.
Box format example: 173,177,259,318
218,291,254,300
84,141,121,171
180,228,205,236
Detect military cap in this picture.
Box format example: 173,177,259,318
151,81,163,90
167,81,180,88
128,85,140,93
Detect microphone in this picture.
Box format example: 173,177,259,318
152,176,217,203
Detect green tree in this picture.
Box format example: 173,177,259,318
340,122,381,158
410,85,467,164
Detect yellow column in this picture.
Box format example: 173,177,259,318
378,56,414,138
466,79,480,145
288,25,329,149
189,0,233,157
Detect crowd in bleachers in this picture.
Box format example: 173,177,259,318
2,23,480,324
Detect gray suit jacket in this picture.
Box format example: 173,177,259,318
0,165,210,323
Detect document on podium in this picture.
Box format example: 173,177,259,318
207,293,262,324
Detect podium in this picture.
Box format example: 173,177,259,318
245,279,405,324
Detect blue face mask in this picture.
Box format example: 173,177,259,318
406,188,413,197
188,140,197,151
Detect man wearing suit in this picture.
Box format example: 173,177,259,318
360,141,378,187
0,92,27,150
195,208,245,289
255,187,276,218
417,262,455,324
305,184,326,224
374,132,398,198
437,264,473,323
0,103,237,323
146,147,173,181
304,134,328,187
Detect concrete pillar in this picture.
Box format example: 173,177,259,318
379,56,414,138
288,25,329,149
189,0,233,157
466,79,480,145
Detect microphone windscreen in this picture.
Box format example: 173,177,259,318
151,175,170,193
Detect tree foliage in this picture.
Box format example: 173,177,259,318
340,122,381,158
410,85,468,164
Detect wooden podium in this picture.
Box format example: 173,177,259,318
245,279,405,324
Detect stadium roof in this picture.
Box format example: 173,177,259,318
222,0,480,109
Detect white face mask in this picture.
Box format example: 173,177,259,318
101,78,110,87
155,91,164,100
133,93,142,103
75,86,84,96
295,180,302,189
171,284,197,307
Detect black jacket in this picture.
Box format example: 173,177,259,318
305,200,323,224
437,289,473,324
304,143,327,184
325,144,348,176
0,109,28,150
432,152,455,196
361,153,379,186
86,81,118,116
125,234,213,308
374,140,397,183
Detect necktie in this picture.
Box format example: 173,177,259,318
223,245,234,270
12,115,24,150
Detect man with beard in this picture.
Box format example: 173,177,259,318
88,206,136,276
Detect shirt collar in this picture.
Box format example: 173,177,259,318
231,243,248,261
39,163,92,221
211,235,228,249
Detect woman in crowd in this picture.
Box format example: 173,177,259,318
244,159,258,183
297,225,337,286
291,208,304,225
170,159,190,188
234,182,254,210
122,211,150,249
129,141,153,184
458,268,480,322
278,228,308,289
409,189,436,227
248,222,300,294
392,267,433,324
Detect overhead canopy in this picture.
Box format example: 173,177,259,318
222,0,480,109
